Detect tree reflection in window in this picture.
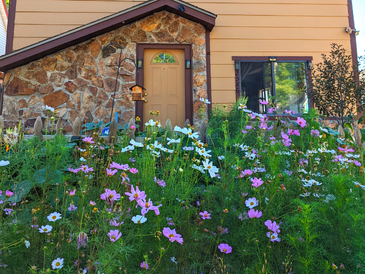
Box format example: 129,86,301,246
152,53,177,64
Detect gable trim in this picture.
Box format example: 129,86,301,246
0,0,216,72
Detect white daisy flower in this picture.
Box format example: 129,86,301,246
0,160,10,166
47,212,62,222
51,258,64,269
167,138,181,145
25,240,30,248
130,139,144,147
45,105,55,112
39,225,53,233
199,98,211,104
121,145,135,153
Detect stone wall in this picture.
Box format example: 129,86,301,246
2,11,208,133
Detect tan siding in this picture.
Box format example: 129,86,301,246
13,0,352,104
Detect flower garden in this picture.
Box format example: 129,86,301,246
0,97,364,273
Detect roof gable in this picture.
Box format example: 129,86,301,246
0,0,216,71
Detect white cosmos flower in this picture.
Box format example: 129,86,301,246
132,215,147,224
51,258,64,269
195,147,211,157
39,225,53,233
130,139,144,147
47,212,62,222
199,98,211,104
191,164,205,173
218,156,225,160
160,147,174,153
147,141,162,150
167,138,181,145
245,197,259,209
79,157,86,162
202,159,219,178
238,104,247,110
186,129,199,139
121,145,135,153
145,119,157,127
0,160,9,166
25,240,30,248
45,105,55,112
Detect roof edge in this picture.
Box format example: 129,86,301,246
0,0,216,71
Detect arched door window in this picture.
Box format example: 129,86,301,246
152,52,178,64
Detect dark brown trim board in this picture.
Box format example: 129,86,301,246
233,56,313,102
6,0,16,54
347,0,358,70
205,29,212,117
136,43,193,130
232,56,313,62
0,0,216,72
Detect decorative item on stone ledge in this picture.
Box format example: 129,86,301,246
130,84,146,101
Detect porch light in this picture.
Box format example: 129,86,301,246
130,84,146,101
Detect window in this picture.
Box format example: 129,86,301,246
237,59,309,114
152,52,177,64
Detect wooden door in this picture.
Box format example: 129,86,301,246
143,49,185,127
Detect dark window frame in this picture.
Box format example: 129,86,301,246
232,56,313,116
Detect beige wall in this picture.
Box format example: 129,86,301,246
13,0,352,104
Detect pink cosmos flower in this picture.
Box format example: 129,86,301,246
249,113,256,119
89,201,96,206
245,125,252,130
240,169,253,178
259,100,269,105
241,130,247,134
140,261,149,269
297,117,306,128
129,168,138,174
154,177,166,187
80,165,93,174
218,243,232,254
248,209,262,218
266,232,281,242
109,162,130,170
109,219,124,227
251,177,264,188
259,123,268,130
82,137,95,144
338,146,355,153
288,129,300,136
5,190,13,198
77,232,88,249
162,227,183,244
340,264,345,270
131,125,136,130
264,220,280,233
268,107,276,113
137,198,162,216
125,185,146,202
100,189,121,207
69,189,76,196
199,211,211,220
120,172,130,185
107,229,122,242
68,167,80,173
166,217,175,226
106,168,118,177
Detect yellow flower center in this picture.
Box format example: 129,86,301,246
146,203,150,208
122,173,126,178
204,214,208,217
56,262,60,266
93,207,97,212
52,216,57,219
43,229,47,232
112,236,116,240
223,248,227,252
137,220,141,224
109,194,114,198
207,166,211,169
271,235,275,239
169,234,174,238
83,167,86,170
134,193,139,198
250,202,254,205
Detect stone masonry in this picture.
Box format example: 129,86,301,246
2,11,208,133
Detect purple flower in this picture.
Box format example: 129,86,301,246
68,167,80,173
125,185,146,202
77,232,88,249
68,203,77,211
199,211,211,220
69,189,76,196
154,177,166,187
240,169,253,177
137,198,162,216
100,189,121,207
4,208,13,215
5,190,13,198
107,229,122,242
264,220,280,233
217,226,229,235
311,129,320,138
140,261,149,269
109,219,124,227
259,100,269,105
106,168,118,177
248,209,262,218
129,158,136,162
80,165,93,174
166,217,175,226
218,243,232,254
162,227,183,244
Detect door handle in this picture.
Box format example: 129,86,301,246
144,99,148,103
144,93,148,97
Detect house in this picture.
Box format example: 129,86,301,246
0,0,358,133
0,0,7,56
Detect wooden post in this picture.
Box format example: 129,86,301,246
109,119,118,143
0,116,3,141
56,118,63,135
354,126,363,147
164,119,172,132
128,117,136,139
72,117,81,137
183,119,190,128
337,125,345,138
199,121,207,143
34,116,43,141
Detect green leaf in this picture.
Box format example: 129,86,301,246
8,180,33,202
358,115,364,124
33,168,63,185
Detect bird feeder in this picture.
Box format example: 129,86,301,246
130,84,146,101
